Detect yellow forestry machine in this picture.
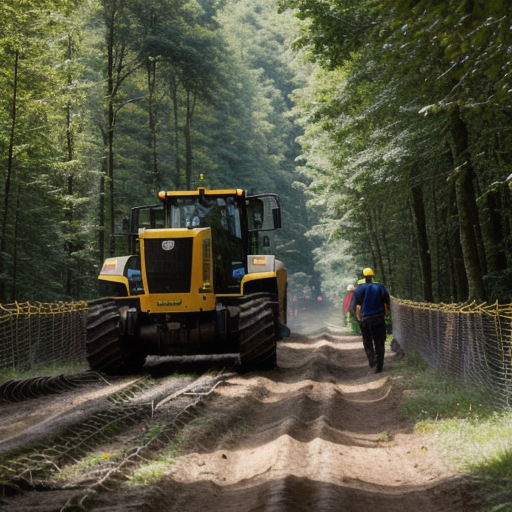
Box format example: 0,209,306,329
86,185,289,374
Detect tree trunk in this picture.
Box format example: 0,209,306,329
147,57,159,187
184,90,196,190
410,174,433,302
431,183,441,302
0,49,19,302
449,106,486,302
11,185,21,300
445,184,468,302
65,33,76,297
481,187,507,275
99,173,106,266
407,207,416,299
503,187,512,269
170,72,181,189
102,0,118,260
107,27,116,258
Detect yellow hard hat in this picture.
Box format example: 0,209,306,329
363,267,374,277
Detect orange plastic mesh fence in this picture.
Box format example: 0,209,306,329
391,298,512,407
0,301,89,374
3,297,512,400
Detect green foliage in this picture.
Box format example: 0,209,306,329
0,0,100,301
3,0,512,305
278,0,376,68
280,0,512,304
0,0,316,301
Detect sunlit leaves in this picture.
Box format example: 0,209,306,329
282,0,512,301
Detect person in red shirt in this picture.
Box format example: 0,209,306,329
344,284,359,333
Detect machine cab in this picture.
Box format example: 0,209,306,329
105,188,282,297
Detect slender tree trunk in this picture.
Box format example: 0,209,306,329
493,129,512,274
11,185,21,300
65,115,75,296
472,173,488,278
449,106,486,302
408,206,416,299
98,3,113,264
481,188,507,276
99,172,106,266
101,0,118,261
169,71,181,189
107,50,116,257
445,184,467,302
101,0,138,259
184,90,196,190
445,147,468,302
503,188,512,269
410,173,433,302
432,184,440,301
65,33,76,297
0,50,19,302
147,57,159,187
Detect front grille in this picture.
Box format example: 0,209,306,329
144,238,193,293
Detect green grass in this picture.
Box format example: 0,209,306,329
127,438,182,485
391,350,512,511
0,361,88,383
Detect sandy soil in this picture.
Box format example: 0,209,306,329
139,331,477,512
0,308,482,511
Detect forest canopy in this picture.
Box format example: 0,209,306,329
279,0,512,303
1,0,511,306
0,0,318,303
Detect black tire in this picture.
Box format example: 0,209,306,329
238,294,278,372
86,299,146,375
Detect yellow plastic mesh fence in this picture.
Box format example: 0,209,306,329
391,298,512,407
0,301,89,373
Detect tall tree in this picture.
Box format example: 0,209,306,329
280,0,512,303
0,0,81,301
0,0,316,301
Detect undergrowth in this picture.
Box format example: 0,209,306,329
0,361,88,383
391,349,512,512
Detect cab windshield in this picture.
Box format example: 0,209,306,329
168,195,245,293
168,196,242,240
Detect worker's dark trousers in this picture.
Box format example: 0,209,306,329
361,316,387,371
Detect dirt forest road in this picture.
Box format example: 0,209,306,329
1,306,480,512
147,316,475,512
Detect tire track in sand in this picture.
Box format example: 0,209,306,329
145,332,474,512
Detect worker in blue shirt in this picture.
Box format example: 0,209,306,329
353,267,390,373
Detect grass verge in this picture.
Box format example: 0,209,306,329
0,361,88,383
390,349,512,512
